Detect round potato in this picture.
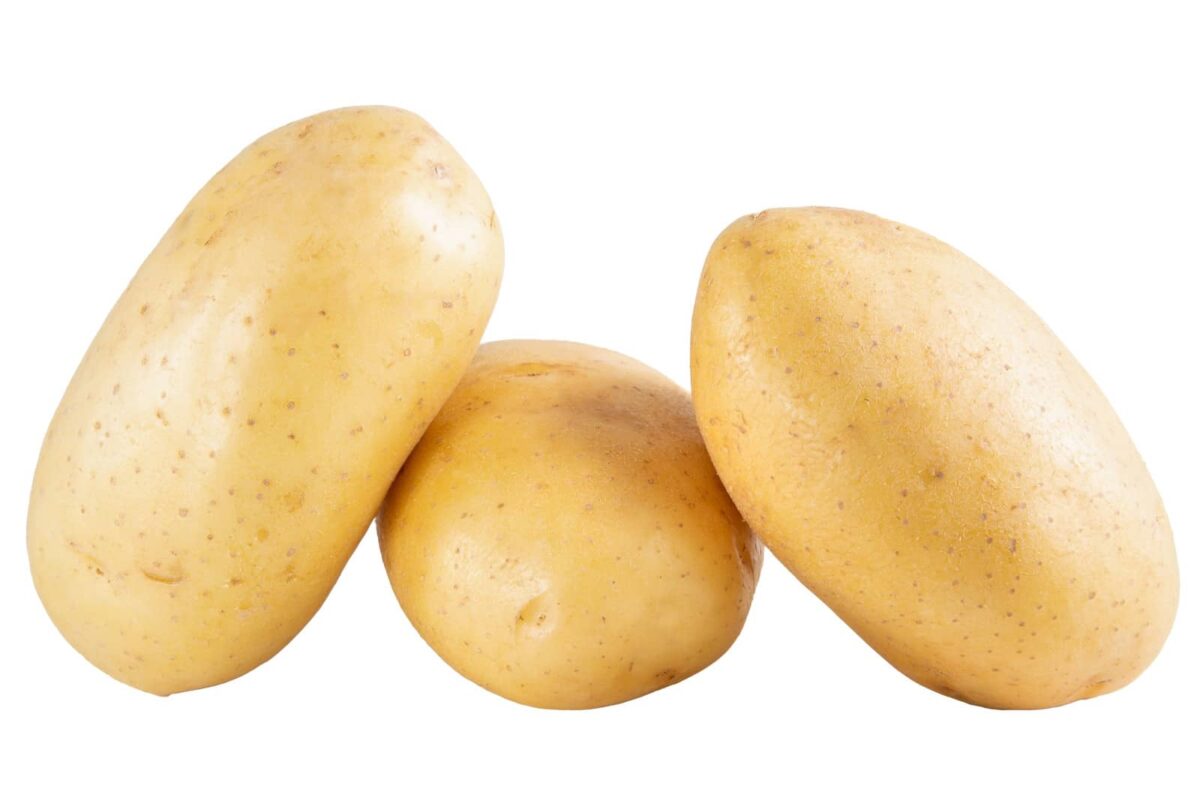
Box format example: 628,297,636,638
691,207,1178,709
28,106,503,695
378,340,761,709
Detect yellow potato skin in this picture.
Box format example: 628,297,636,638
378,340,761,709
691,208,1178,709
27,106,503,695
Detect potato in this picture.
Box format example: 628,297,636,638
27,106,503,695
377,340,761,709
691,208,1178,709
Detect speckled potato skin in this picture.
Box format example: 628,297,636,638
27,106,503,695
378,340,761,709
691,208,1178,709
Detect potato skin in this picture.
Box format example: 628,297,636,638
27,106,503,695
378,340,761,709
691,208,1178,709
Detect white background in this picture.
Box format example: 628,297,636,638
2,2,1197,798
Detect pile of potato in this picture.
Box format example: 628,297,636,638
27,107,1178,709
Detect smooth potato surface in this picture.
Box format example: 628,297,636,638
28,106,503,694
691,207,1177,709
378,340,761,709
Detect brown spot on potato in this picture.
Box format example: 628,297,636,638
655,668,679,684
284,490,305,512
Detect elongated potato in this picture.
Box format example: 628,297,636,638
28,106,503,695
378,340,761,709
692,207,1178,709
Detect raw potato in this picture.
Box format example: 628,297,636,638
27,106,503,695
378,340,761,709
691,207,1178,709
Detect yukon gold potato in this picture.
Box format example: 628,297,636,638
378,340,761,709
28,106,503,695
691,207,1178,709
